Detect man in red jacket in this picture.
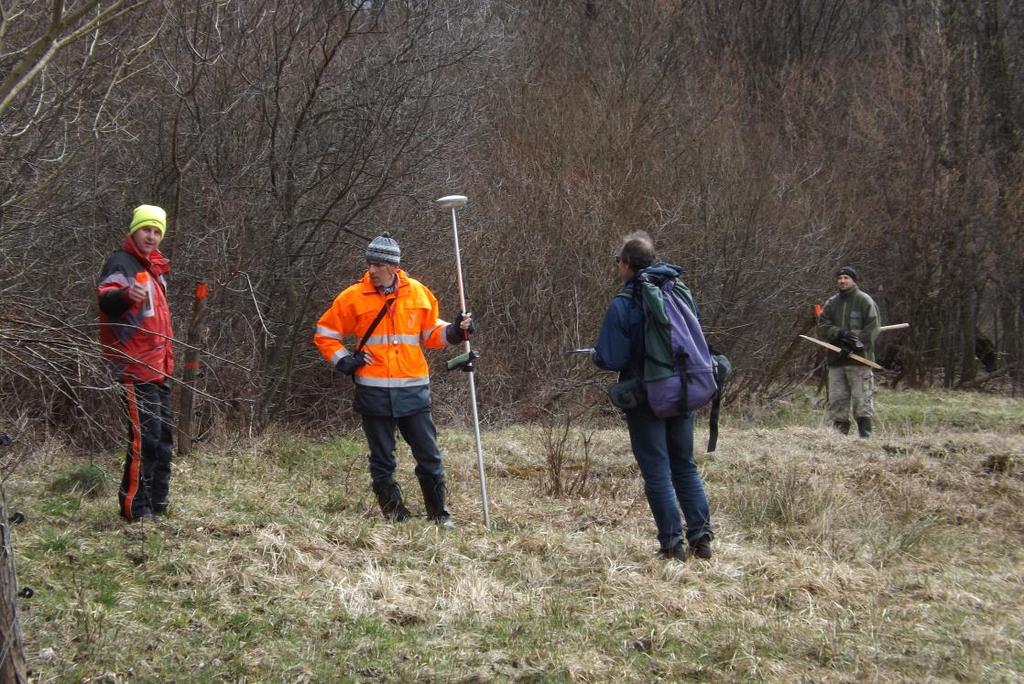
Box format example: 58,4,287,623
97,205,175,521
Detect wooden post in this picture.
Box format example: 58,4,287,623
178,282,208,457
0,433,27,683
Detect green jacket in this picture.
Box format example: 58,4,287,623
816,285,880,366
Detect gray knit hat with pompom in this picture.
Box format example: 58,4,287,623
366,232,400,265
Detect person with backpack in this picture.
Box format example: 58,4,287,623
96,205,175,521
816,266,880,438
591,231,714,562
314,233,474,528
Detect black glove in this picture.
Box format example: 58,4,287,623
335,351,368,375
839,330,864,352
446,312,476,344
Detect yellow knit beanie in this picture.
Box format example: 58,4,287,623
129,205,167,236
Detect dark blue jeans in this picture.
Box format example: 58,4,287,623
361,410,445,484
625,409,713,550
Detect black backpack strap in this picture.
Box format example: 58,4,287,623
707,391,721,453
355,299,393,353
706,347,729,453
677,351,689,417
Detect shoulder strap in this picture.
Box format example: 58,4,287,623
355,299,393,352
614,282,638,301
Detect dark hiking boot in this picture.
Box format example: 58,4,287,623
122,510,154,523
417,474,454,529
856,417,873,438
659,542,688,562
153,501,169,516
371,480,411,522
833,420,851,435
689,534,713,560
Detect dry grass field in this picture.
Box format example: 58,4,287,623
9,389,1024,682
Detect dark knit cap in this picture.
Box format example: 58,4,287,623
835,266,858,282
366,232,400,265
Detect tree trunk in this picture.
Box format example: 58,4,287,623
1015,292,1024,396
178,282,209,457
958,286,978,383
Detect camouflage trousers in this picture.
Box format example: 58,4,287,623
827,365,875,422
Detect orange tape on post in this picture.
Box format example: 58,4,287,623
184,360,200,370
195,282,209,300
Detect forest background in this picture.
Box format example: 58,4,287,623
2,0,1023,442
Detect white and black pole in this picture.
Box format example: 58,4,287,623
436,194,491,529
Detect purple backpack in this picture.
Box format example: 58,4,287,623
628,276,718,418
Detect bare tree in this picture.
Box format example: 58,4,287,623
0,0,150,116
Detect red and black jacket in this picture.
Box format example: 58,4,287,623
97,235,174,383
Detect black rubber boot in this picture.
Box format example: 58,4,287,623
856,417,872,438
417,473,454,529
833,420,851,435
371,480,411,522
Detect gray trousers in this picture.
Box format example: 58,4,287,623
828,365,875,421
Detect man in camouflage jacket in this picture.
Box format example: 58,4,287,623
816,266,880,438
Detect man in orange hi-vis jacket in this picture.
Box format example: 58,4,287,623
315,233,474,528
97,205,174,522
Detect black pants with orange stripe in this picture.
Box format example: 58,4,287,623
118,381,173,520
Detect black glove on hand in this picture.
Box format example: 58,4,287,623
839,331,864,351
446,312,476,344
335,351,367,375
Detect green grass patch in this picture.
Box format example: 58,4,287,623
32,530,78,555
47,462,111,499
38,496,81,517
744,386,1024,435
879,388,1024,432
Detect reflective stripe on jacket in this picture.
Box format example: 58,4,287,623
97,236,174,383
315,270,452,416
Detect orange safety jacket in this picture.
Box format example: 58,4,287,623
315,269,453,416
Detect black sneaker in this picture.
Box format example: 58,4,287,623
689,534,712,560
659,542,688,562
